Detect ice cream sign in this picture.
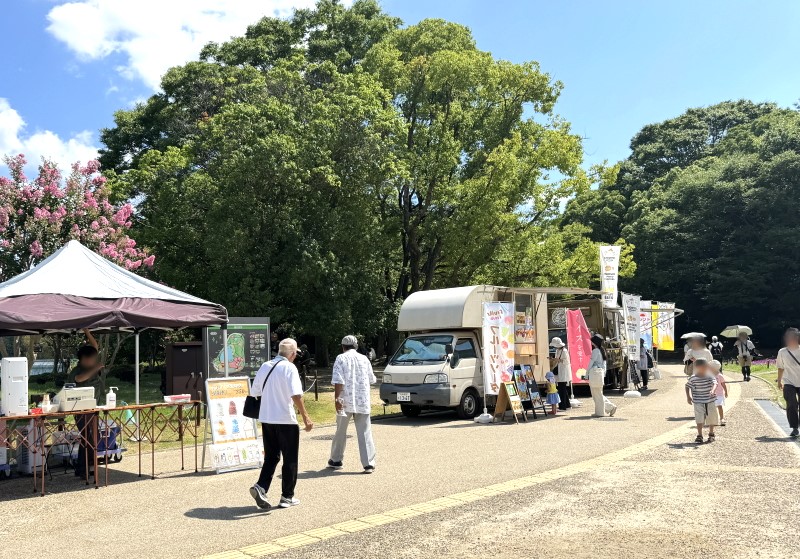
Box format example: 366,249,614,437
482,302,515,395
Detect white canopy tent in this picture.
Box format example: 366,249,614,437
0,240,229,405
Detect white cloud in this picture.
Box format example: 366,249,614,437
46,0,320,90
0,98,99,174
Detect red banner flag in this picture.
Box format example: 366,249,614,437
566,309,592,383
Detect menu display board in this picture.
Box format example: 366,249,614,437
204,318,270,378
205,377,262,473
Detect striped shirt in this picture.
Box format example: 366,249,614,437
686,374,717,404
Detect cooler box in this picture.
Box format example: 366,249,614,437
1,357,29,416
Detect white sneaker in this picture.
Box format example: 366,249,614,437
609,405,618,417
279,496,300,508
249,484,270,510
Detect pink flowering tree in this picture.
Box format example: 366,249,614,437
0,154,154,281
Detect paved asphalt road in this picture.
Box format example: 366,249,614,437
1,365,797,559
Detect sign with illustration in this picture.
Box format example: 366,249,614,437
204,318,270,377
599,245,621,308
514,308,535,343
481,302,515,396
513,366,531,401
205,377,262,473
566,309,592,383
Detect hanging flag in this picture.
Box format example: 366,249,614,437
599,245,621,308
640,300,653,350
566,309,592,383
482,302,515,395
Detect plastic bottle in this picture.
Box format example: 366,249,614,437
106,386,118,409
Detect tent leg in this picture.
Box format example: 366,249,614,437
222,326,229,378
135,331,141,441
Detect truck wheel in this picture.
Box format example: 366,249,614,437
457,389,480,419
400,404,421,418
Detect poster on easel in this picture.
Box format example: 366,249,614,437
513,366,531,401
205,377,263,473
493,381,527,423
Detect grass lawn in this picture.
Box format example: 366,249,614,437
723,363,784,408
27,374,397,428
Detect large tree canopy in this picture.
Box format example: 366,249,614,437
563,100,777,243
623,109,800,339
104,0,628,349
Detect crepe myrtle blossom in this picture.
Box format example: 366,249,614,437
0,154,154,280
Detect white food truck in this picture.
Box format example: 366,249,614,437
380,285,604,418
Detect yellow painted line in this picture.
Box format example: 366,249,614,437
330,520,373,533
359,514,399,526
302,527,346,540
238,543,285,557
383,507,424,519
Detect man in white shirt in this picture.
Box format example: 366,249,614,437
249,338,313,510
734,332,756,381
777,328,800,438
328,335,377,473
549,337,571,410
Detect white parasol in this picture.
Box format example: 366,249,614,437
720,325,752,338
681,332,706,339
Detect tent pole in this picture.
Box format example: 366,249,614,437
222,325,229,378
135,331,140,405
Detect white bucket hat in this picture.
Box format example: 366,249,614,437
550,337,565,348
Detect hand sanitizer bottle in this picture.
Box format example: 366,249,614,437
106,386,118,409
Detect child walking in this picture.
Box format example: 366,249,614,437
545,370,561,415
685,359,719,443
711,360,728,426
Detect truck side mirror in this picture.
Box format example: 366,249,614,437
445,344,453,355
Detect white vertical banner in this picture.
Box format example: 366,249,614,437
621,293,641,361
482,302,515,396
640,300,653,350
599,245,621,308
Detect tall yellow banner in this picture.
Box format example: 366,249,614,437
657,302,675,351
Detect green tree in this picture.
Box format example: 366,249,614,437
105,1,612,354
623,109,800,338
363,19,591,300
564,100,777,242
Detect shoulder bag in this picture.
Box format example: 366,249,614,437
243,361,280,420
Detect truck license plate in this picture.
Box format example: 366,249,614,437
397,392,411,402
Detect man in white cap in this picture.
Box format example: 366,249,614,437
550,337,571,411
328,335,377,473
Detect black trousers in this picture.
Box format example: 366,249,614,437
75,413,95,476
639,369,649,388
257,423,300,498
557,382,571,409
783,384,800,430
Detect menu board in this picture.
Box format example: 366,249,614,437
205,377,262,473
205,319,270,378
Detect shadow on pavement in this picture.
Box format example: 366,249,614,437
293,469,365,479
754,435,793,443
667,442,701,450
665,416,695,422
185,505,269,521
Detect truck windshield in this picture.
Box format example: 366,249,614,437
391,335,453,364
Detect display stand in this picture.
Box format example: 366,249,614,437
204,377,263,473
493,382,527,423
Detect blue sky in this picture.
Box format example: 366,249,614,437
2,0,800,173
